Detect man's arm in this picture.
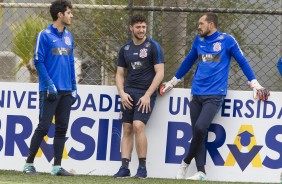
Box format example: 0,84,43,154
174,46,198,80
145,63,164,97
70,36,76,85
230,36,269,101
229,39,256,82
34,31,57,101
116,66,133,110
34,32,52,87
70,36,78,105
115,66,126,95
137,63,164,113
159,44,198,96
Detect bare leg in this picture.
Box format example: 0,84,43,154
121,122,134,159
133,120,147,158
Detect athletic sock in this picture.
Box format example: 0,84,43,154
121,158,130,169
138,157,146,168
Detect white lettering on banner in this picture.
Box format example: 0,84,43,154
0,88,122,113
167,96,282,119
0,90,37,109
3,88,279,119
0,82,281,183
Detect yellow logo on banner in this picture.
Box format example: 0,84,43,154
224,125,262,167
36,137,69,158
35,117,68,159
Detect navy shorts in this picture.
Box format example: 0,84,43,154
120,91,156,124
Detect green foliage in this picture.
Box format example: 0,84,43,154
0,0,5,27
70,0,131,84
10,16,48,79
0,8,2,27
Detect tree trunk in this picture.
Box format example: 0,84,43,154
162,0,187,87
26,62,38,83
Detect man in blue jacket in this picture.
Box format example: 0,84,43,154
23,0,77,176
160,12,269,180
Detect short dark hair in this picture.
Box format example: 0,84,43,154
130,14,147,26
50,0,72,21
203,12,218,28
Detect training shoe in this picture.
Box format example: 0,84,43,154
23,163,37,175
186,171,207,180
51,166,74,176
113,166,130,178
134,166,147,179
175,160,189,179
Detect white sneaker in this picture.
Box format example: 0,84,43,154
186,171,207,181
175,160,189,179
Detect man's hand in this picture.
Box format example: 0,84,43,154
120,92,133,110
137,94,151,114
47,84,57,102
71,83,78,105
159,76,181,96
249,79,270,101
71,90,78,105
159,82,173,96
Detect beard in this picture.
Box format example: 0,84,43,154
62,18,72,26
133,32,145,40
198,25,211,37
199,28,211,37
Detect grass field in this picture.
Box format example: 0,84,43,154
0,170,272,184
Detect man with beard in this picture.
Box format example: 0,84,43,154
113,14,164,179
160,12,269,180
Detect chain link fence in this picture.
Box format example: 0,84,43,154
0,0,282,91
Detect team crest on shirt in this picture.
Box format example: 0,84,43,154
217,35,224,40
45,29,51,33
213,42,221,52
139,48,148,58
64,36,71,46
145,42,151,47
124,45,130,50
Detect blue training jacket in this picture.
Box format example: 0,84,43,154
34,24,76,91
175,31,256,95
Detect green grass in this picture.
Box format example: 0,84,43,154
0,170,265,184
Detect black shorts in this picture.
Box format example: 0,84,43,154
120,91,156,124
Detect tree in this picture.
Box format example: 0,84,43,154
162,0,188,87
10,17,48,82
0,0,3,26
70,0,129,85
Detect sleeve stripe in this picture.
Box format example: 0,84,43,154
151,39,163,64
34,30,44,61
